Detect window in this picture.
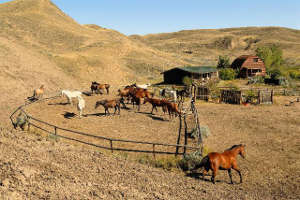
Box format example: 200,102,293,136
253,58,259,62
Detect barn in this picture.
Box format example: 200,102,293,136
162,66,218,85
231,55,266,78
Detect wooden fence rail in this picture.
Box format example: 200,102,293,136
10,96,200,157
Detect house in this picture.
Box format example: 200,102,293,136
162,66,218,85
231,55,266,78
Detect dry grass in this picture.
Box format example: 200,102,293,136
5,94,300,199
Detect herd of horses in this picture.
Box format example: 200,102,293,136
28,82,246,184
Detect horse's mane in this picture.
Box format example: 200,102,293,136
227,144,243,151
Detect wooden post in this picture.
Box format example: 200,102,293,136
183,115,188,155
54,126,57,135
175,116,182,157
152,144,156,159
258,90,261,104
271,89,274,104
110,140,113,153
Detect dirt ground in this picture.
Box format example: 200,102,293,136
2,93,300,199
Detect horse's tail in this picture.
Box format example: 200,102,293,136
193,155,210,171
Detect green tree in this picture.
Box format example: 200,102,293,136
219,68,236,80
217,55,231,69
255,45,283,69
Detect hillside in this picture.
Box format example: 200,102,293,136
0,0,187,124
131,27,300,66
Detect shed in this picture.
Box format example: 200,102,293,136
231,55,266,78
162,66,218,85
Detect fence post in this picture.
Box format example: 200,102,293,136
183,115,188,155
110,140,113,153
54,126,57,135
175,116,182,157
271,90,274,104
152,144,156,159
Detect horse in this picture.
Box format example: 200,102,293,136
143,97,168,114
95,98,124,115
190,144,246,184
164,101,180,119
61,90,82,105
77,96,85,118
160,88,177,102
130,88,151,111
91,82,110,94
33,85,45,99
136,83,151,89
176,88,190,101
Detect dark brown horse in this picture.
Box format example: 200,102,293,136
95,98,124,115
191,144,246,184
91,82,110,94
143,97,168,114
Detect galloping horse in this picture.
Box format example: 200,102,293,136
191,144,246,184
61,90,82,105
90,82,110,94
33,85,45,99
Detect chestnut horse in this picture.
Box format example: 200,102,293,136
131,88,151,111
143,97,168,114
33,85,45,99
90,82,110,94
191,144,246,184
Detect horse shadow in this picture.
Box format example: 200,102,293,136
148,115,165,121
26,96,38,102
185,172,225,183
82,91,92,96
84,112,108,117
48,102,69,106
62,112,77,119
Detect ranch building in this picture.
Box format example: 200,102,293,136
231,55,266,78
162,66,218,85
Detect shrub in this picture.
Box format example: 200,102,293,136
219,68,236,80
182,76,192,86
247,76,265,85
289,71,300,80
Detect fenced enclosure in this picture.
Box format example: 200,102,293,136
220,90,242,104
195,86,210,101
258,89,273,104
10,97,200,158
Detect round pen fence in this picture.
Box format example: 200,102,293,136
10,95,199,157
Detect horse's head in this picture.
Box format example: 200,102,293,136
238,144,246,159
95,100,106,109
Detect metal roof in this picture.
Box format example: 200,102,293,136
163,66,217,74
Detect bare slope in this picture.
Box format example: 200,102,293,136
0,0,186,124
131,27,300,66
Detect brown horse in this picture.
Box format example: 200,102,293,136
91,82,110,94
164,101,180,119
143,97,168,114
131,88,151,111
33,85,45,99
192,144,246,184
95,98,124,115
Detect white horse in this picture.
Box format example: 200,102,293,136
61,90,82,105
136,83,151,89
160,88,177,102
77,96,85,118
